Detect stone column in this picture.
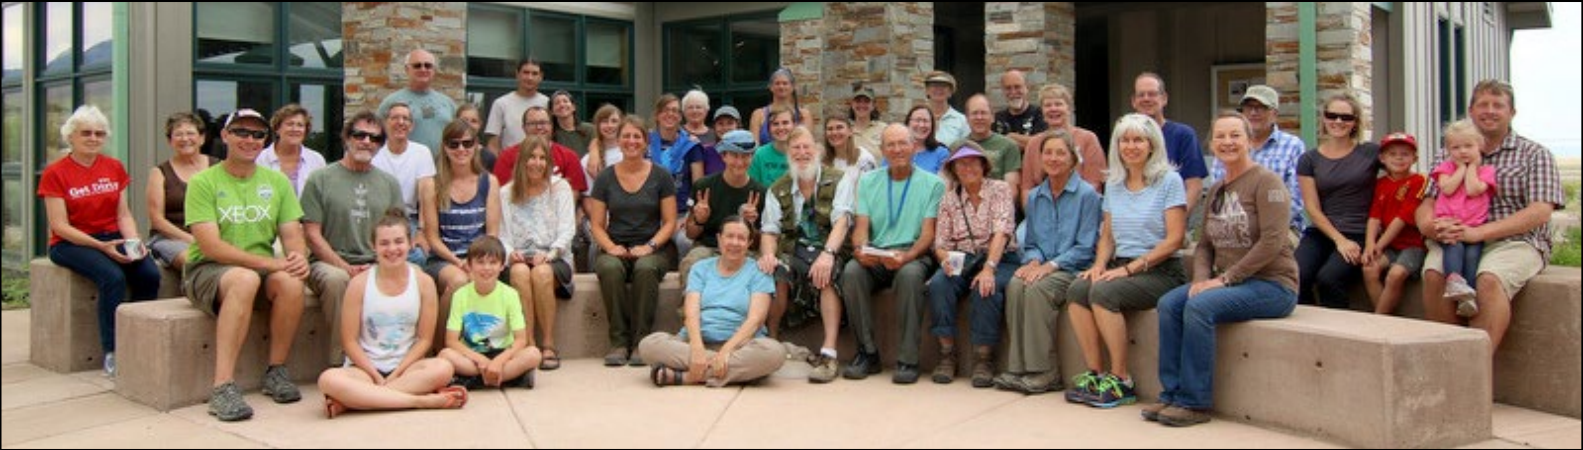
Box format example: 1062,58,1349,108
984,2,1075,109
1266,2,1373,139
802,2,934,124
343,3,467,114
781,14,824,121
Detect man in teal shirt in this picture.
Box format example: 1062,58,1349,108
840,124,945,384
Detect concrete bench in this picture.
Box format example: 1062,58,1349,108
27,259,180,372
114,295,328,411
1347,266,1582,419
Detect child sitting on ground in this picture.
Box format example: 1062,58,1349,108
439,236,543,388
1430,120,1496,318
1363,132,1428,315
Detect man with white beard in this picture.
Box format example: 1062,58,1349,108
757,126,859,383
302,110,405,365
840,124,946,384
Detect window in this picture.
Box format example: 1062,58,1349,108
466,5,634,124
11,3,119,258
195,2,344,161
664,13,781,122
2,5,19,267
1438,19,1468,126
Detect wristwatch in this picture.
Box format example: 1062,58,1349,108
821,247,838,257
645,240,660,250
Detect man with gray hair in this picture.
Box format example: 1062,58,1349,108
841,124,946,384
379,49,456,151
993,70,1046,148
1213,85,1305,233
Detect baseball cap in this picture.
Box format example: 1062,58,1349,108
715,130,758,154
224,109,269,129
853,86,876,100
1379,132,1418,152
713,105,742,122
1240,85,1279,110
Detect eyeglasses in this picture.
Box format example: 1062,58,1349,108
524,120,552,128
1323,112,1358,122
409,62,434,70
445,139,476,149
348,130,386,144
77,130,108,138
1237,105,1271,114
228,128,269,140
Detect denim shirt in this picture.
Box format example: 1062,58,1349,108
1020,174,1102,271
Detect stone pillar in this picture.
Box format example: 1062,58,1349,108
1266,2,1373,139
984,2,1076,109
343,3,467,114
804,2,934,123
781,14,824,122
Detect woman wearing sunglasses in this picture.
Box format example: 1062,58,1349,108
40,105,162,377
1295,93,1380,309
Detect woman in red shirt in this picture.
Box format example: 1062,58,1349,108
38,105,162,377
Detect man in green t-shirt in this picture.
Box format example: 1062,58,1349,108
747,107,795,187
965,94,1023,186
183,109,311,422
840,124,945,385
679,130,765,288
302,111,405,366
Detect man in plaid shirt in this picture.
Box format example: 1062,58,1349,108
1415,79,1564,357
1213,85,1307,235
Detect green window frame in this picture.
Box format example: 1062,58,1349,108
464,4,635,123
193,2,345,161
662,12,782,121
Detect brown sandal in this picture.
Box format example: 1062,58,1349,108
540,347,562,371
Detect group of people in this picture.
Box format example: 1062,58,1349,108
40,44,1560,427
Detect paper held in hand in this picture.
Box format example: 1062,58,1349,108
860,246,899,259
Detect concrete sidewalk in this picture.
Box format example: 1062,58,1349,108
2,310,1577,449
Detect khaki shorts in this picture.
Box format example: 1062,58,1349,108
183,260,274,315
1423,240,1545,299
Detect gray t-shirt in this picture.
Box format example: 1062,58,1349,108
592,165,677,247
379,89,457,152
301,164,405,265
1296,142,1380,235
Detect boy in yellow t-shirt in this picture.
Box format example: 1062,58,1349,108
439,236,542,388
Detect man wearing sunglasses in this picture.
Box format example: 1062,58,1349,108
380,49,456,152
301,110,405,366
183,109,311,422
1213,85,1306,238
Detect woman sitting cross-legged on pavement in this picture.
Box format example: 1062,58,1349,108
317,212,466,418
1063,114,1188,408
1145,112,1299,427
640,216,787,387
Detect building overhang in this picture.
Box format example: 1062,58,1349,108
1506,2,1552,30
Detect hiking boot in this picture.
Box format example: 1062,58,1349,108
1158,406,1212,427
843,351,881,380
808,353,840,384
604,347,629,367
102,352,116,378
970,347,995,389
992,372,1023,391
261,365,301,404
1088,374,1137,409
892,363,920,384
1141,402,1170,422
1013,370,1064,394
627,354,646,367
1065,371,1101,404
931,347,957,384
207,382,254,422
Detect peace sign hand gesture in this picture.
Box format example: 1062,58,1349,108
739,191,761,224
692,189,712,224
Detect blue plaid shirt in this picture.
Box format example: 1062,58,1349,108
1212,125,1306,230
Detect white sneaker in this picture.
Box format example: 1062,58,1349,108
1445,274,1476,302
102,352,116,378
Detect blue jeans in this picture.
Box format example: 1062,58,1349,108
1296,229,1363,309
1442,242,1484,283
47,232,162,352
1157,278,1296,410
927,257,1018,346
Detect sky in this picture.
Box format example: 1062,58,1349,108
1511,2,1582,158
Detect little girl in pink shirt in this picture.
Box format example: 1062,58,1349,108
1431,120,1496,317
